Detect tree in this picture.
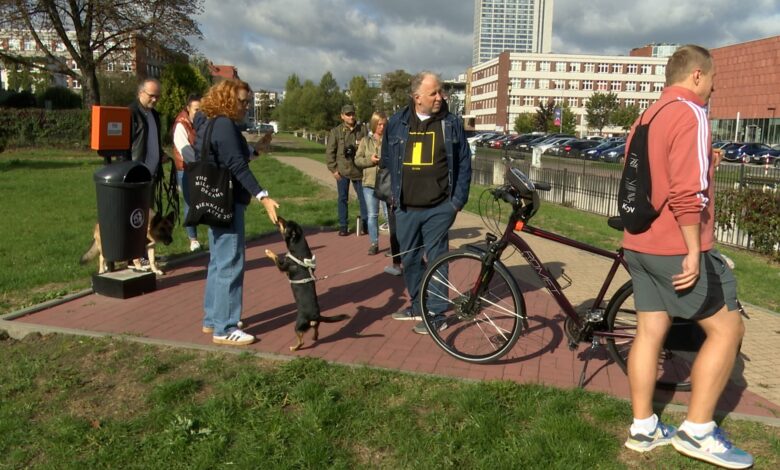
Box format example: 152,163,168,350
535,100,555,132
610,104,640,134
157,62,209,135
559,104,577,135
273,74,303,130
381,69,412,112
585,92,619,134
514,113,536,134
318,71,345,130
0,0,204,107
348,75,377,123
97,72,138,106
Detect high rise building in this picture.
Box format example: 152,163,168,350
472,0,554,66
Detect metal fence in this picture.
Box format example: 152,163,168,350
472,149,780,252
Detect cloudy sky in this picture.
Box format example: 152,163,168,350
195,0,779,91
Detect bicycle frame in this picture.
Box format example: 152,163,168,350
482,205,631,340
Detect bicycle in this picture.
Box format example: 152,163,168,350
418,166,700,391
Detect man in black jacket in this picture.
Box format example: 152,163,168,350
127,78,165,181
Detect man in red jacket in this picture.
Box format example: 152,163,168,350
621,45,752,469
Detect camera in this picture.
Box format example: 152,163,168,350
344,144,356,159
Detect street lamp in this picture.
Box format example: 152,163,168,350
768,107,776,145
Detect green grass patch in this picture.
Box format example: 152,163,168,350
0,334,777,468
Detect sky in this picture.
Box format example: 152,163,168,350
195,0,780,92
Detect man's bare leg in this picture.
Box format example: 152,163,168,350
628,311,671,419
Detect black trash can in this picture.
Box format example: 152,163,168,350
93,161,152,262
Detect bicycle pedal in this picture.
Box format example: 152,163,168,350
567,340,578,351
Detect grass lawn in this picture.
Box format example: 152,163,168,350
1,334,778,469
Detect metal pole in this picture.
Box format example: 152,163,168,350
768,107,776,144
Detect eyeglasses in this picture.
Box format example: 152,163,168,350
142,90,160,99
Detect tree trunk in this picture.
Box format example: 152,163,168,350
81,64,101,107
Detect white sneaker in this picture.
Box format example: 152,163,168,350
213,328,255,346
189,240,201,252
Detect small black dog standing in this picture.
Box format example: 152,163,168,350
265,218,349,351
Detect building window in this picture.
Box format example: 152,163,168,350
523,79,535,89
9,39,20,50
568,80,579,90
568,97,579,107
641,65,653,74
106,61,115,72
539,61,550,72
639,99,650,109
655,65,665,75
640,82,650,92
525,61,536,71
524,96,535,106
72,79,81,89
122,62,132,72
539,79,549,89
626,82,637,92
553,96,563,106
597,80,608,91
55,41,66,52
625,98,636,107
598,63,609,73
511,60,522,71
555,62,566,72
24,40,35,51
569,62,580,72
583,80,593,90
553,79,565,89
612,64,623,73
627,64,638,74
611,81,622,91
584,63,595,73
653,82,664,92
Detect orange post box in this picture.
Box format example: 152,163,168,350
91,105,131,151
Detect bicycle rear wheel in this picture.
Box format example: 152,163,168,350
419,249,525,364
604,281,693,391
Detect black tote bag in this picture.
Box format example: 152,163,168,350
184,118,234,227
374,166,392,203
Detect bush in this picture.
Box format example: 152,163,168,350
36,86,83,109
716,187,780,260
0,108,90,148
0,90,37,108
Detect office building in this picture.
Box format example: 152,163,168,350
473,0,554,66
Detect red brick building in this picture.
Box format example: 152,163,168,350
710,35,780,144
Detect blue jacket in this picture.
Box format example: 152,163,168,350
193,113,263,205
380,102,472,209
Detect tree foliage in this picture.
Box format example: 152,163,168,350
273,72,349,132
514,113,536,134
610,104,640,133
584,92,619,133
0,0,204,107
97,72,138,106
348,75,378,123
157,63,209,136
381,69,412,112
535,100,555,132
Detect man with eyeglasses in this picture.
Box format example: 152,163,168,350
128,78,165,179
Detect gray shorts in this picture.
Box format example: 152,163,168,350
624,248,738,320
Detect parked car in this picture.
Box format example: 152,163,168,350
475,132,501,147
600,143,626,163
490,134,517,149
511,134,549,152
559,140,600,158
252,123,275,134
720,143,745,162
541,137,578,155
583,140,625,160
736,143,780,164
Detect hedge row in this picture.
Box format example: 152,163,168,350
0,108,90,150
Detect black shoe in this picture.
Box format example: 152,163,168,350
338,228,350,236
361,224,368,236
368,244,378,255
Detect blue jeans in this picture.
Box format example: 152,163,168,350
176,170,198,240
337,178,367,230
203,204,247,336
395,201,458,315
362,186,379,245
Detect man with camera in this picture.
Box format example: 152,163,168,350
326,104,368,236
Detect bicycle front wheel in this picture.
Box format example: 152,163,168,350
419,249,525,364
605,281,693,391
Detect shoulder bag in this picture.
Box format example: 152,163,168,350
184,118,234,227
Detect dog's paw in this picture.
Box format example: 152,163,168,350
289,344,302,352
265,249,277,259
151,268,164,275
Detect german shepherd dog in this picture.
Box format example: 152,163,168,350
265,217,349,351
80,211,175,275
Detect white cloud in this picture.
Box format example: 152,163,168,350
194,0,779,91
